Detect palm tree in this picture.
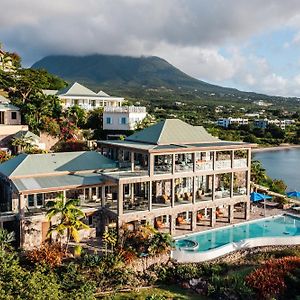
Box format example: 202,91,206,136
0,229,15,251
11,134,35,153
251,160,268,185
46,197,89,254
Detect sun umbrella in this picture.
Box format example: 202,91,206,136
250,192,272,202
287,191,300,198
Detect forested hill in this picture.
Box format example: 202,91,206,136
32,54,280,101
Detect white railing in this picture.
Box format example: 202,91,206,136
171,235,300,263
233,158,247,168
104,106,146,113
196,161,213,171
215,160,231,170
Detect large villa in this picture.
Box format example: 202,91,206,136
0,119,253,249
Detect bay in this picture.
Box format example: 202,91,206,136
253,148,300,191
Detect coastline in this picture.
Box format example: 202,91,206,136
252,144,300,153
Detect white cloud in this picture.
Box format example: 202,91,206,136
2,0,300,96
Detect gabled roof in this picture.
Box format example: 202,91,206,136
97,90,110,97
0,102,20,111
57,82,96,97
13,131,40,142
0,151,117,178
125,119,219,145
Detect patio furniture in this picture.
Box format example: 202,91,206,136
176,216,187,225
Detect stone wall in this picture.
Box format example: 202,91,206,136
128,252,170,273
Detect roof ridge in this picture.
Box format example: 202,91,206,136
156,120,167,145
10,153,28,177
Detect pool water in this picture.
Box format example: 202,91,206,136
175,215,300,252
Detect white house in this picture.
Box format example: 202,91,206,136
217,117,248,128
43,82,124,110
103,106,147,131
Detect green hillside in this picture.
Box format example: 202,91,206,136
32,54,289,105
32,54,239,92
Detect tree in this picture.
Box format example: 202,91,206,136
11,134,35,153
135,114,156,130
46,197,89,254
251,160,268,185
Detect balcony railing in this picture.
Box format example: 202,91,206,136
215,160,231,170
233,158,247,168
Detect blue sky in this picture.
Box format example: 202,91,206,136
2,0,300,97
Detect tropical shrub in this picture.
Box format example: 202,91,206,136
245,256,300,299
26,243,65,268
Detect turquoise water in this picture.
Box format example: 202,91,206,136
175,215,300,252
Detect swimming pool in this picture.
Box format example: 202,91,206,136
172,214,300,262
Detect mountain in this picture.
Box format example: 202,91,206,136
31,54,284,102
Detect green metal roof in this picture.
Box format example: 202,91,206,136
125,119,219,145
0,103,20,111
13,130,40,142
12,172,103,192
0,151,117,177
57,82,96,97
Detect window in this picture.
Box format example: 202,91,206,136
11,112,17,120
28,195,34,207
91,100,96,107
37,194,43,206
120,117,127,125
73,99,79,105
106,117,112,124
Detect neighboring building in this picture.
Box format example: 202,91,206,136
0,96,27,150
217,117,248,128
103,106,147,131
0,49,14,72
254,119,295,130
0,119,254,249
43,82,124,110
0,97,21,125
12,130,46,152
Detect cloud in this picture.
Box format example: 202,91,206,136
2,0,300,96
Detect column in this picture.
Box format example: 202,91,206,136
192,176,196,204
19,194,25,217
212,174,216,201
117,183,123,216
210,207,216,227
244,202,250,220
149,154,154,176
169,215,176,235
88,188,92,200
230,172,234,198
130,152,135,172
190,211,197,231
247,148,251,196
231,150,234,168
148,181,152,211
171,178,175,207
228,205,234,223
101,186,106,206
172,154,176,174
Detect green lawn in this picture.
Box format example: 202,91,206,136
98,284,210,299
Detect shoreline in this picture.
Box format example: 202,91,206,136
252,144,300,153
